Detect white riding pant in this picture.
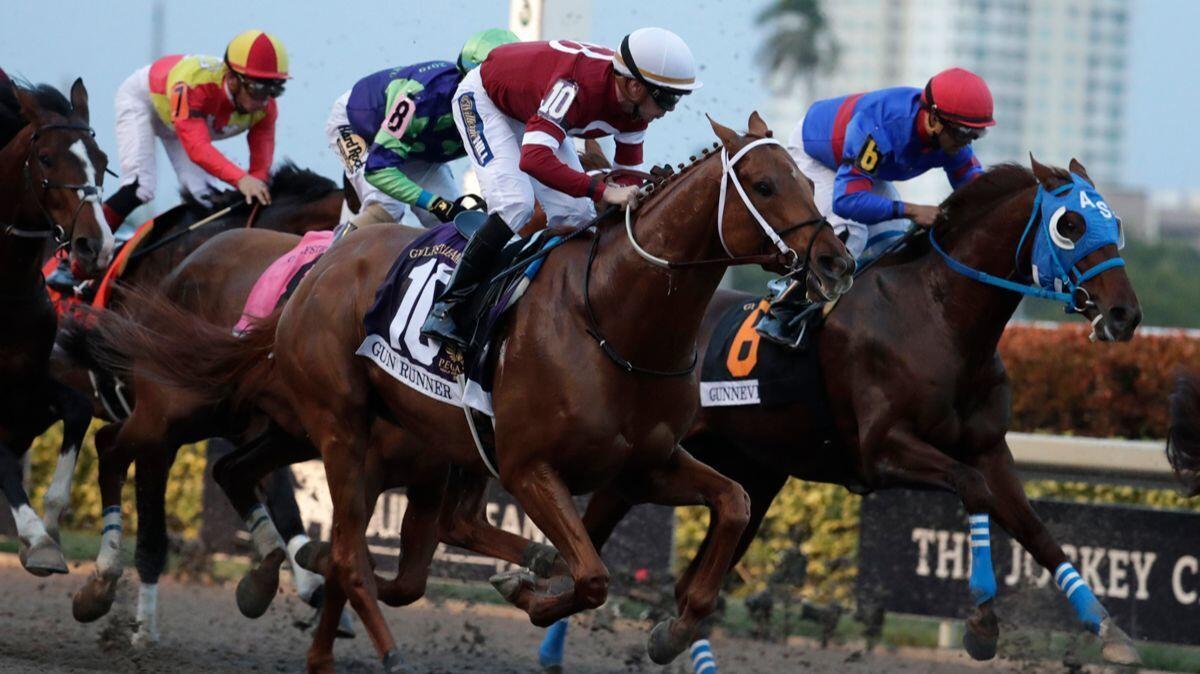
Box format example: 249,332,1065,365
113,65,228,206
451,67,594,233
788,117,910,261
325,91,459,229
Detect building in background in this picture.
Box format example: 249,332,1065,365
769,0,1131,205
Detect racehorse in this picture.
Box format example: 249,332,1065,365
1168,368,1200,497
564,157,1144,667
91,113,856,673
57,165,343,644
0,73,113,577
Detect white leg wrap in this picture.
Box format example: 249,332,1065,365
12,504,51,547
97,507,124,577
245,504,284,558
43,447,78,525
286,534,324,602
132,583,160,647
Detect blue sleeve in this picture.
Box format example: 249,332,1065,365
831,120,905,225
945,146,983,189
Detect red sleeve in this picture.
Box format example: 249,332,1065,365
173,117,247,186
613,141,642,167
169,82,246,186
519,116,606,202
247,100,277,181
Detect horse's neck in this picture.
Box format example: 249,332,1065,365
0,131,47,292
589,159,728,364
922,188,1037,354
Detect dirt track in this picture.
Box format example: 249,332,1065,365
0,560,1062,673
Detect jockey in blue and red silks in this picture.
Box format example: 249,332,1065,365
757,67,996,345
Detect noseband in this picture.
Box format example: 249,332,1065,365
3,122,102,246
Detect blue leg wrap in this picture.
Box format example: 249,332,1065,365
968,513,997,605
1055,562,1107,633
538,619,568,667
690,639,718,674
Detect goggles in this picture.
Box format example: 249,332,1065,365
237,75,286,100
940,118,987,144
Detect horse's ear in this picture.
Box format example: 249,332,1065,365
1029,153,1066,190
747,111,771,138
707,114,739,147
14,84,44,126
1068,158,1093,185
69,78,90,125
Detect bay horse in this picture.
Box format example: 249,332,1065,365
1168,368,1200,497
92,112,856,673
562,157,1144,667
0,73,114,577
56,165,343,644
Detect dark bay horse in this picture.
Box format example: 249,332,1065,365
558,158,1144,668
1168,368,1200,497
93,113,856,673
56,165,342,644
0,73,114,577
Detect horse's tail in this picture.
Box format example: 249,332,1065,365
1168,368,1200,497
88,285,278,412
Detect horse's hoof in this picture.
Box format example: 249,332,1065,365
489,569,536,604
961,625,997,661
523,542,562,578
295,540,331,575
19,539,68,577
336,607,356,639
382,648,411,673
646,617,688,665
236,548,286,618
131,624,160,649
1099,618,1141,665
962,606,998,661
72,572,120,623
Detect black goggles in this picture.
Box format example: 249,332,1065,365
648,87,683,111
238,76,286,100
940,118,987,143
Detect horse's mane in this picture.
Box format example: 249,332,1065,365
0,76,75,149
180,161,338,212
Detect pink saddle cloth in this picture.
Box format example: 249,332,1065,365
234,230,334,335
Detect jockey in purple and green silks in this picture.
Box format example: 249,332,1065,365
324,28,519,229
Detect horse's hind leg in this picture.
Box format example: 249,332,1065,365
439,468,562,576
0,436,68,576
130,446,180,647
42,380,92,543
377,478,444,607
621,448,750,666
975,445,1140,665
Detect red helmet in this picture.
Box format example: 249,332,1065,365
921,67,995,128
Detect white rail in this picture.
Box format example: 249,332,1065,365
1008,432,1175,486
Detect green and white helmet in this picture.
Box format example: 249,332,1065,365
458,28,520,74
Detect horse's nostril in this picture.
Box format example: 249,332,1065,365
818,254,851,277
73,237,97,258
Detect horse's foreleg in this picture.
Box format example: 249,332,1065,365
377,479,444,607
629,448,749,666
131,447,179,647
73,421,134,622
42,380,91,543
974,446,1140,665
497,462,610,627
438,468,561,577
0,437,68,576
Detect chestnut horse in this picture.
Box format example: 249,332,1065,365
57,165,342,644
1168,368,1200,497
92,113,855,672
568,158,1144,666
0,73,113,576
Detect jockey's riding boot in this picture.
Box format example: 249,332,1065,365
420,212,513,349
46,258,77,294
755,279,812,347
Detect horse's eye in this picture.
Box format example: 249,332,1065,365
753,180,774,197
38,154,53,168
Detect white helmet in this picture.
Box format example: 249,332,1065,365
613,27,702,110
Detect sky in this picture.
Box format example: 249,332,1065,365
0,0,1192,211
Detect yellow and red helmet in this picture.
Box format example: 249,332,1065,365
225,29,290,80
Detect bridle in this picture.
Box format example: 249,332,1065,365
625,136,830,274
3,122,103,247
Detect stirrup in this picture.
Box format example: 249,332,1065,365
420,304,469,349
